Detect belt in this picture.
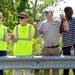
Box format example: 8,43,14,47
44,45,59,48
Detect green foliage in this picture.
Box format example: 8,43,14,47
0,0,17,31
33,35,43,55
0,0,57,32
31,0,56,22
0,0,30,32
17,0,29,13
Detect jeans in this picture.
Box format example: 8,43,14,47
62,45,75,75
0,51,7,75
34,69,39,75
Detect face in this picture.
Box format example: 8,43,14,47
18,15,28,26
64,7,73,19
65,11,73,17
45,11,53,19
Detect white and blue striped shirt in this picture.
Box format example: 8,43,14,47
62,17,75,47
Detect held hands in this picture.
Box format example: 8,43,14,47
60,14,69,32
60,14,67,21
10,33,15,41
4,33,15,42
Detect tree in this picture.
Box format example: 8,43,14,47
33,0,38,20
17,0,29,13
0,0,58,31
0,0,29,32
32,0,57,21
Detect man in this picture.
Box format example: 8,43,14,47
38,7,68,75
12,11,36,75
62,6,75,75
0,12,8,75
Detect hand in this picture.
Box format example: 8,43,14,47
4,33,10,41
60,14,66,20
33,21,38,29
10,33,15,41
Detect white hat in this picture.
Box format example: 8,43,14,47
0,12,3,17
44,6,55,13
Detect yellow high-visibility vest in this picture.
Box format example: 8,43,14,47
0,25,7,50
13,23,34,56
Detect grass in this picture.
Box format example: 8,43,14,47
4,69,74,75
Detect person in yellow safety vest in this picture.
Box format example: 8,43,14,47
12,11,38,75
0,12,8,75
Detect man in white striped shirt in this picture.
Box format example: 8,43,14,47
62,6,75,75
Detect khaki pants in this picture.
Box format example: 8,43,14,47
41,47,60,75
13,69,32,75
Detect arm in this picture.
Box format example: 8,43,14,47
33,21,39,39
33,22,43,39
4,32,10,41
60,14,69,33
3,27,10,41
11,27,17,42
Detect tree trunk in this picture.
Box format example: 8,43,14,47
33,0,38,20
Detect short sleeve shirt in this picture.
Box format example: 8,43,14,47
39,19,61,46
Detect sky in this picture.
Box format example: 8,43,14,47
29,0,75,17
29,0,75,10
52,0,75,17
57,0,75,11
29,0,75,11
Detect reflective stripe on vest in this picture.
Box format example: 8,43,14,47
0,28,5,41
16,25,31,40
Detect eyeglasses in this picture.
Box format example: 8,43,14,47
18,16,27,19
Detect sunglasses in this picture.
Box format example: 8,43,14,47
18,16,27,19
